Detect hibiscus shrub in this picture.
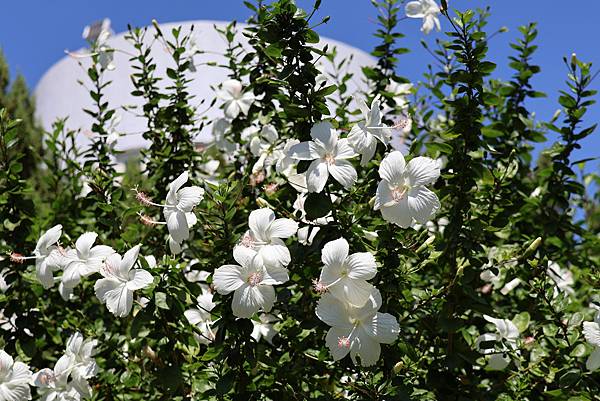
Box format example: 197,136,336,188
1,0,600,400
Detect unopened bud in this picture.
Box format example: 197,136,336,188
571,53,577,69
499,26,509,33
524,237,542,258
416,235,436,253
256,197,270,209
393,361,404,374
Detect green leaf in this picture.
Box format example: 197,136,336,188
481,127,504,138
512,312,530,333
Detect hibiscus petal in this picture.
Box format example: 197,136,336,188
329,159,357,189
343,279,374,307
121,245,141,272
363,312,400,344
268,218,298,239
233,244,258,267
406,156,440,186
288,141,320,160
310,121,337,151
224,100,241,119
167,210,189,243
335,138,357,160
76,232,98,258
306,159,329,193
167,171,189,205
379,151,406,185
405,1,425,18
95,279,132,317
259,243,291,268
316,293,352,328
381,200,413,228
232,284,267,318
374,181,394,211
407,187,440,223
321,238,349,267
127,269,153,291
177,186,204,212
583,322,600,347
249,208,275,241
351,330,381,367
221,79,242,96
35,224,62,253
88,245,115,260
346,252,377,280
213,264,245,295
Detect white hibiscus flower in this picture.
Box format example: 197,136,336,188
0,350,32,401
184,289,217,345
314,238,377,307
237,208,298,269
163,172,204,254
348,97,391,166
94,245,154,317
61,232,115,300
405,0,441,34
582,311,600,371
475,315,519,370
33,224,64,289
63,332,98,380
213,247,288,318
251,313,278,344
547,261,574,296
374,151,441,228
33,357,88,401
288,122,357,193
216,79,257,119
316,288,400,367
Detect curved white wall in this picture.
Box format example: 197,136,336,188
34,20,374,155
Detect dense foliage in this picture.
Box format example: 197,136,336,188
0,0,599,400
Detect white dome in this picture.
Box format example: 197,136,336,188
34,20,375,157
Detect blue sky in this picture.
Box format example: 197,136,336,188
0,0,598,176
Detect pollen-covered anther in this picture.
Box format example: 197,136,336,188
264,183,278,196
139,214,158,226
391,185,408,202
9,252,25,264
393,116,410,130
337,336,351,349
312,279,328,295
324,153,336,166
247,272,263,287
135,189,153,206
240,233,254,248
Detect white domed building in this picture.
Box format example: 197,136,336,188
34,20,375,164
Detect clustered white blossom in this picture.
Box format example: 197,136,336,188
0,332,99,401
213,208,297,318
16,226,154,318
312,238,400,366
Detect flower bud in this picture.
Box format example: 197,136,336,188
393,361,404,374
523,237,542,258
416,235,435,253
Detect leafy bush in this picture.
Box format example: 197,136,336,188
0,0,599,400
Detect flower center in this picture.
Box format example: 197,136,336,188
312,279,328,294
324,153,336,166
337,336,351,349
241,233,254,248
391,185,408,202
247,272,263,287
